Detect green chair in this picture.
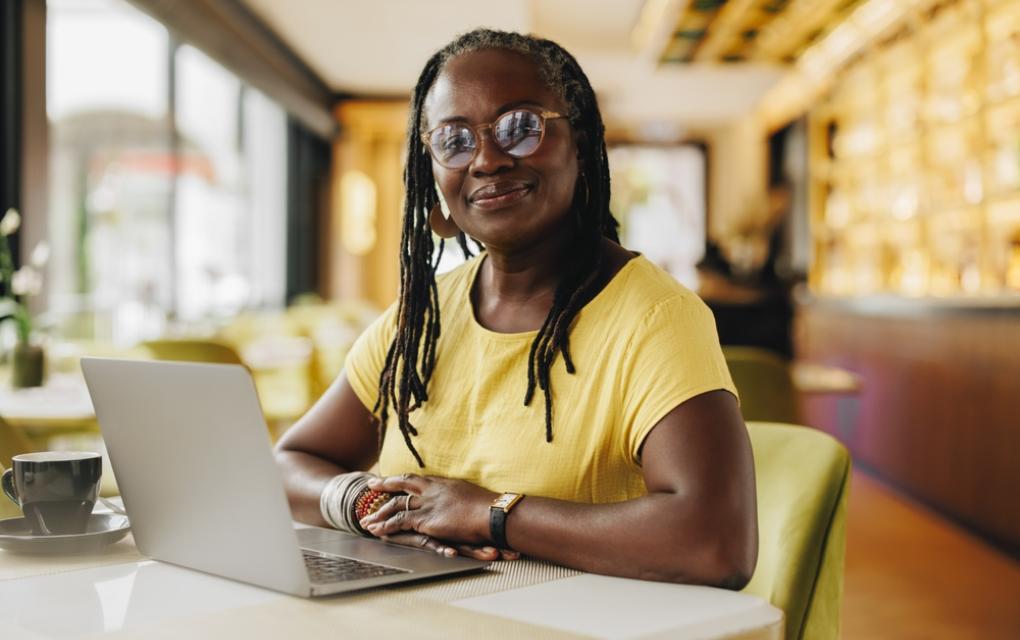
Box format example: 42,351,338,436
743,421,851,640
140,339,245,365
723,346,799,423
0,417,35,519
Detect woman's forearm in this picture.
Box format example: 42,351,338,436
502,492,756,588
274,449,347,526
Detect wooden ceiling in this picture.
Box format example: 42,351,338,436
661,0,867,64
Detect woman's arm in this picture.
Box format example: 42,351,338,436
361,389,758,588
274,373,513,560
273,373,381,525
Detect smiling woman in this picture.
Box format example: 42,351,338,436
275,28,757,588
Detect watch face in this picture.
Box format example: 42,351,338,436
493,493,519,509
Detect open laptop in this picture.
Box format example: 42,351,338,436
80,357,489,597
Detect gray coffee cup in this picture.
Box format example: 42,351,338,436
1,451,102,535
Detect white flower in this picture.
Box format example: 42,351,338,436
0,208,20,236
29,241,50,268
11,266,42,296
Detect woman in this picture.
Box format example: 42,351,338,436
275,29,757,588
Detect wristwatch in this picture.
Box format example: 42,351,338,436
489,492,524,550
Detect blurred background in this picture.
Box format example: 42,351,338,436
1,0,1018,636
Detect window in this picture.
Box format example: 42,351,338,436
47,0,287,345
609,145,707,288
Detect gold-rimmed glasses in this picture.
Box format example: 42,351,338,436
421,109,565,170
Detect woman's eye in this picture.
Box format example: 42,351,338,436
442,131,472,151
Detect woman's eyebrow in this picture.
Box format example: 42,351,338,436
432,100,548,126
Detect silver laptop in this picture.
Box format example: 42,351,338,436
81,357,489,597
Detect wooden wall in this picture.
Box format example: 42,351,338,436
795,300,1020,556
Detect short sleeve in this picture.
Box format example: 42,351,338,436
344,302,399,413
619,293,737,465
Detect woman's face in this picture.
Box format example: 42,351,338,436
423,49,579,252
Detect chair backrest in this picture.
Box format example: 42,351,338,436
743,421,851,640
140,339,244,366
723,346,799,423
0,417,35,519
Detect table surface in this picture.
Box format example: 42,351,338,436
0,524,784,639
0,373,97,429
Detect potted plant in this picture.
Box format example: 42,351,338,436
0,208,50,388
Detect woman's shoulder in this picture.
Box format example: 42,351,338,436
606,254,708,320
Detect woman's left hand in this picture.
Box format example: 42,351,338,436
360,474,502,549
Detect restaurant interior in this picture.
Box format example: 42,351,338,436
1,0,1019,637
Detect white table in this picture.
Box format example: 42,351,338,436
0,373,97,430
0,533,783,639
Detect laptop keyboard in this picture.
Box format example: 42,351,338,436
302,549,410,584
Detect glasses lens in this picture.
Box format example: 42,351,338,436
494,111,543,158
430,124,477,168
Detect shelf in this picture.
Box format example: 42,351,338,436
809,0,1017,300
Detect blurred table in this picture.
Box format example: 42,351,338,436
791,362,862,395
0,372,97,433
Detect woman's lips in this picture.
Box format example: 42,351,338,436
469,183,533,210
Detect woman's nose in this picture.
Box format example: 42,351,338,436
470,128,515,175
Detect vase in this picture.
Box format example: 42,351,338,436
11,342,45,388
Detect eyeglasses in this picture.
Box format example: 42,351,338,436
421,109,566,170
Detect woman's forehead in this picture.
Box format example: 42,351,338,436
424,49,562,125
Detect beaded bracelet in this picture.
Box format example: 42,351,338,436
319,472,402,536
354,489,395,521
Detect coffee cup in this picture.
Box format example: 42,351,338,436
1,451,102,535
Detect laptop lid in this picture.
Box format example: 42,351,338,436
82,357,315,595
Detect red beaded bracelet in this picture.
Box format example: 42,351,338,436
354,489,395,521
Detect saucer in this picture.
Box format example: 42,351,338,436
0,513,130,554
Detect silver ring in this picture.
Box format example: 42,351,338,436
419,534,430,548
403,494,413,515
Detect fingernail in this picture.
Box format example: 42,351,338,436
444,548,456,557
483,546,495,553
359,518,370,527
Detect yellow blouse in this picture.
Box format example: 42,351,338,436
345,254,736,504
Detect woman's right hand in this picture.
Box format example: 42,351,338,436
381,532,519,561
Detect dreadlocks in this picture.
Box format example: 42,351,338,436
373,28,621,467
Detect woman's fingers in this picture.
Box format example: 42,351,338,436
367,473,426,495
453,545,520,561
455,545,500,561
361,493,413,528
383,532,457,558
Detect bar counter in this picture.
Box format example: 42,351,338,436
794,293,1020,557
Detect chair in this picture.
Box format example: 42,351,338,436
723,346,799,423
0,416,35,519
140,339,245,365
743,421,851,640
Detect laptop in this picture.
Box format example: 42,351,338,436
80,357,489,597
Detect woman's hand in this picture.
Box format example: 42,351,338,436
360,474,519,560
380,532,519,561
379,530,518,559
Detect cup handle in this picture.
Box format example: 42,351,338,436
1,467,18,506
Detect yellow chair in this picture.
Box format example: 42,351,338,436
0,417,35,519
743,421,851,640
723,346,800,423
140,339,245,365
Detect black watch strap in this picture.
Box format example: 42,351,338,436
489,507,510,549
489,492,523,550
